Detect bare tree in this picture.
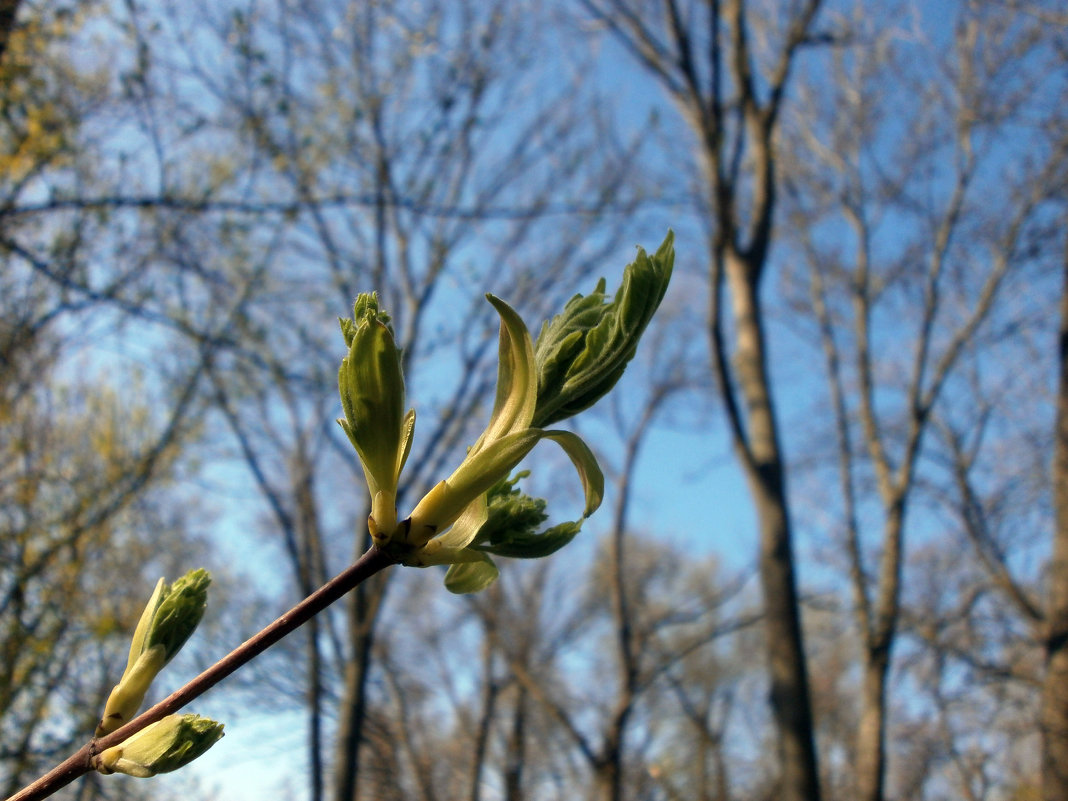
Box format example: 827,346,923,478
0,6,256,793
780,4,1067,799
579,2,825,798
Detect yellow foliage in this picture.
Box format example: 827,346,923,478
0,3,108,186
0,101,69,183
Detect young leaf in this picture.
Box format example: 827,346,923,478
533,231,674,426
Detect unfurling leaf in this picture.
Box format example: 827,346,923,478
533,230,674,426
340,232,673,593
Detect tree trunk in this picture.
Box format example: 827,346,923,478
1042,238,1068,801
294,457,327,801
855,646,889,801
333,547,390,801
503,688,527,801
854,495,908,801
597,721,628,801
722,251,821,801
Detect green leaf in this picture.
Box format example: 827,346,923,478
434,489,490,549
444,554,500,594
471,295,537,453
124,578,164,676
533,231,674,426
543,430,604,517
469,472,549,549
467,435,600,559
96,646,167,737
534,281,607,413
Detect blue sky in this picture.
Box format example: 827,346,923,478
31,0,1067,797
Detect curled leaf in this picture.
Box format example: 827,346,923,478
470,295,537,454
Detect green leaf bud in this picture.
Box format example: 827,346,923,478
96,570,211,736
337,292,415,546
146,568,211,657
533,230,674,426
96,714,224,778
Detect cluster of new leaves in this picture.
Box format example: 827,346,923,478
338,232,674,592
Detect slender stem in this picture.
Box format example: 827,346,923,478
6,546,397,801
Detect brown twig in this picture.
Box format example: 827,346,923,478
6,545,397,801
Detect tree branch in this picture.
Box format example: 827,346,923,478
5,546,397,801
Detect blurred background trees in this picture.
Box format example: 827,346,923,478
0,1,1065,801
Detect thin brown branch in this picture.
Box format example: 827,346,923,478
940,419,1044,624
5,546,396,801
809,259,872,638
581,0,686,97
0,191,674,223
506,657,599,769
764,0,824,129
847,206,893,506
